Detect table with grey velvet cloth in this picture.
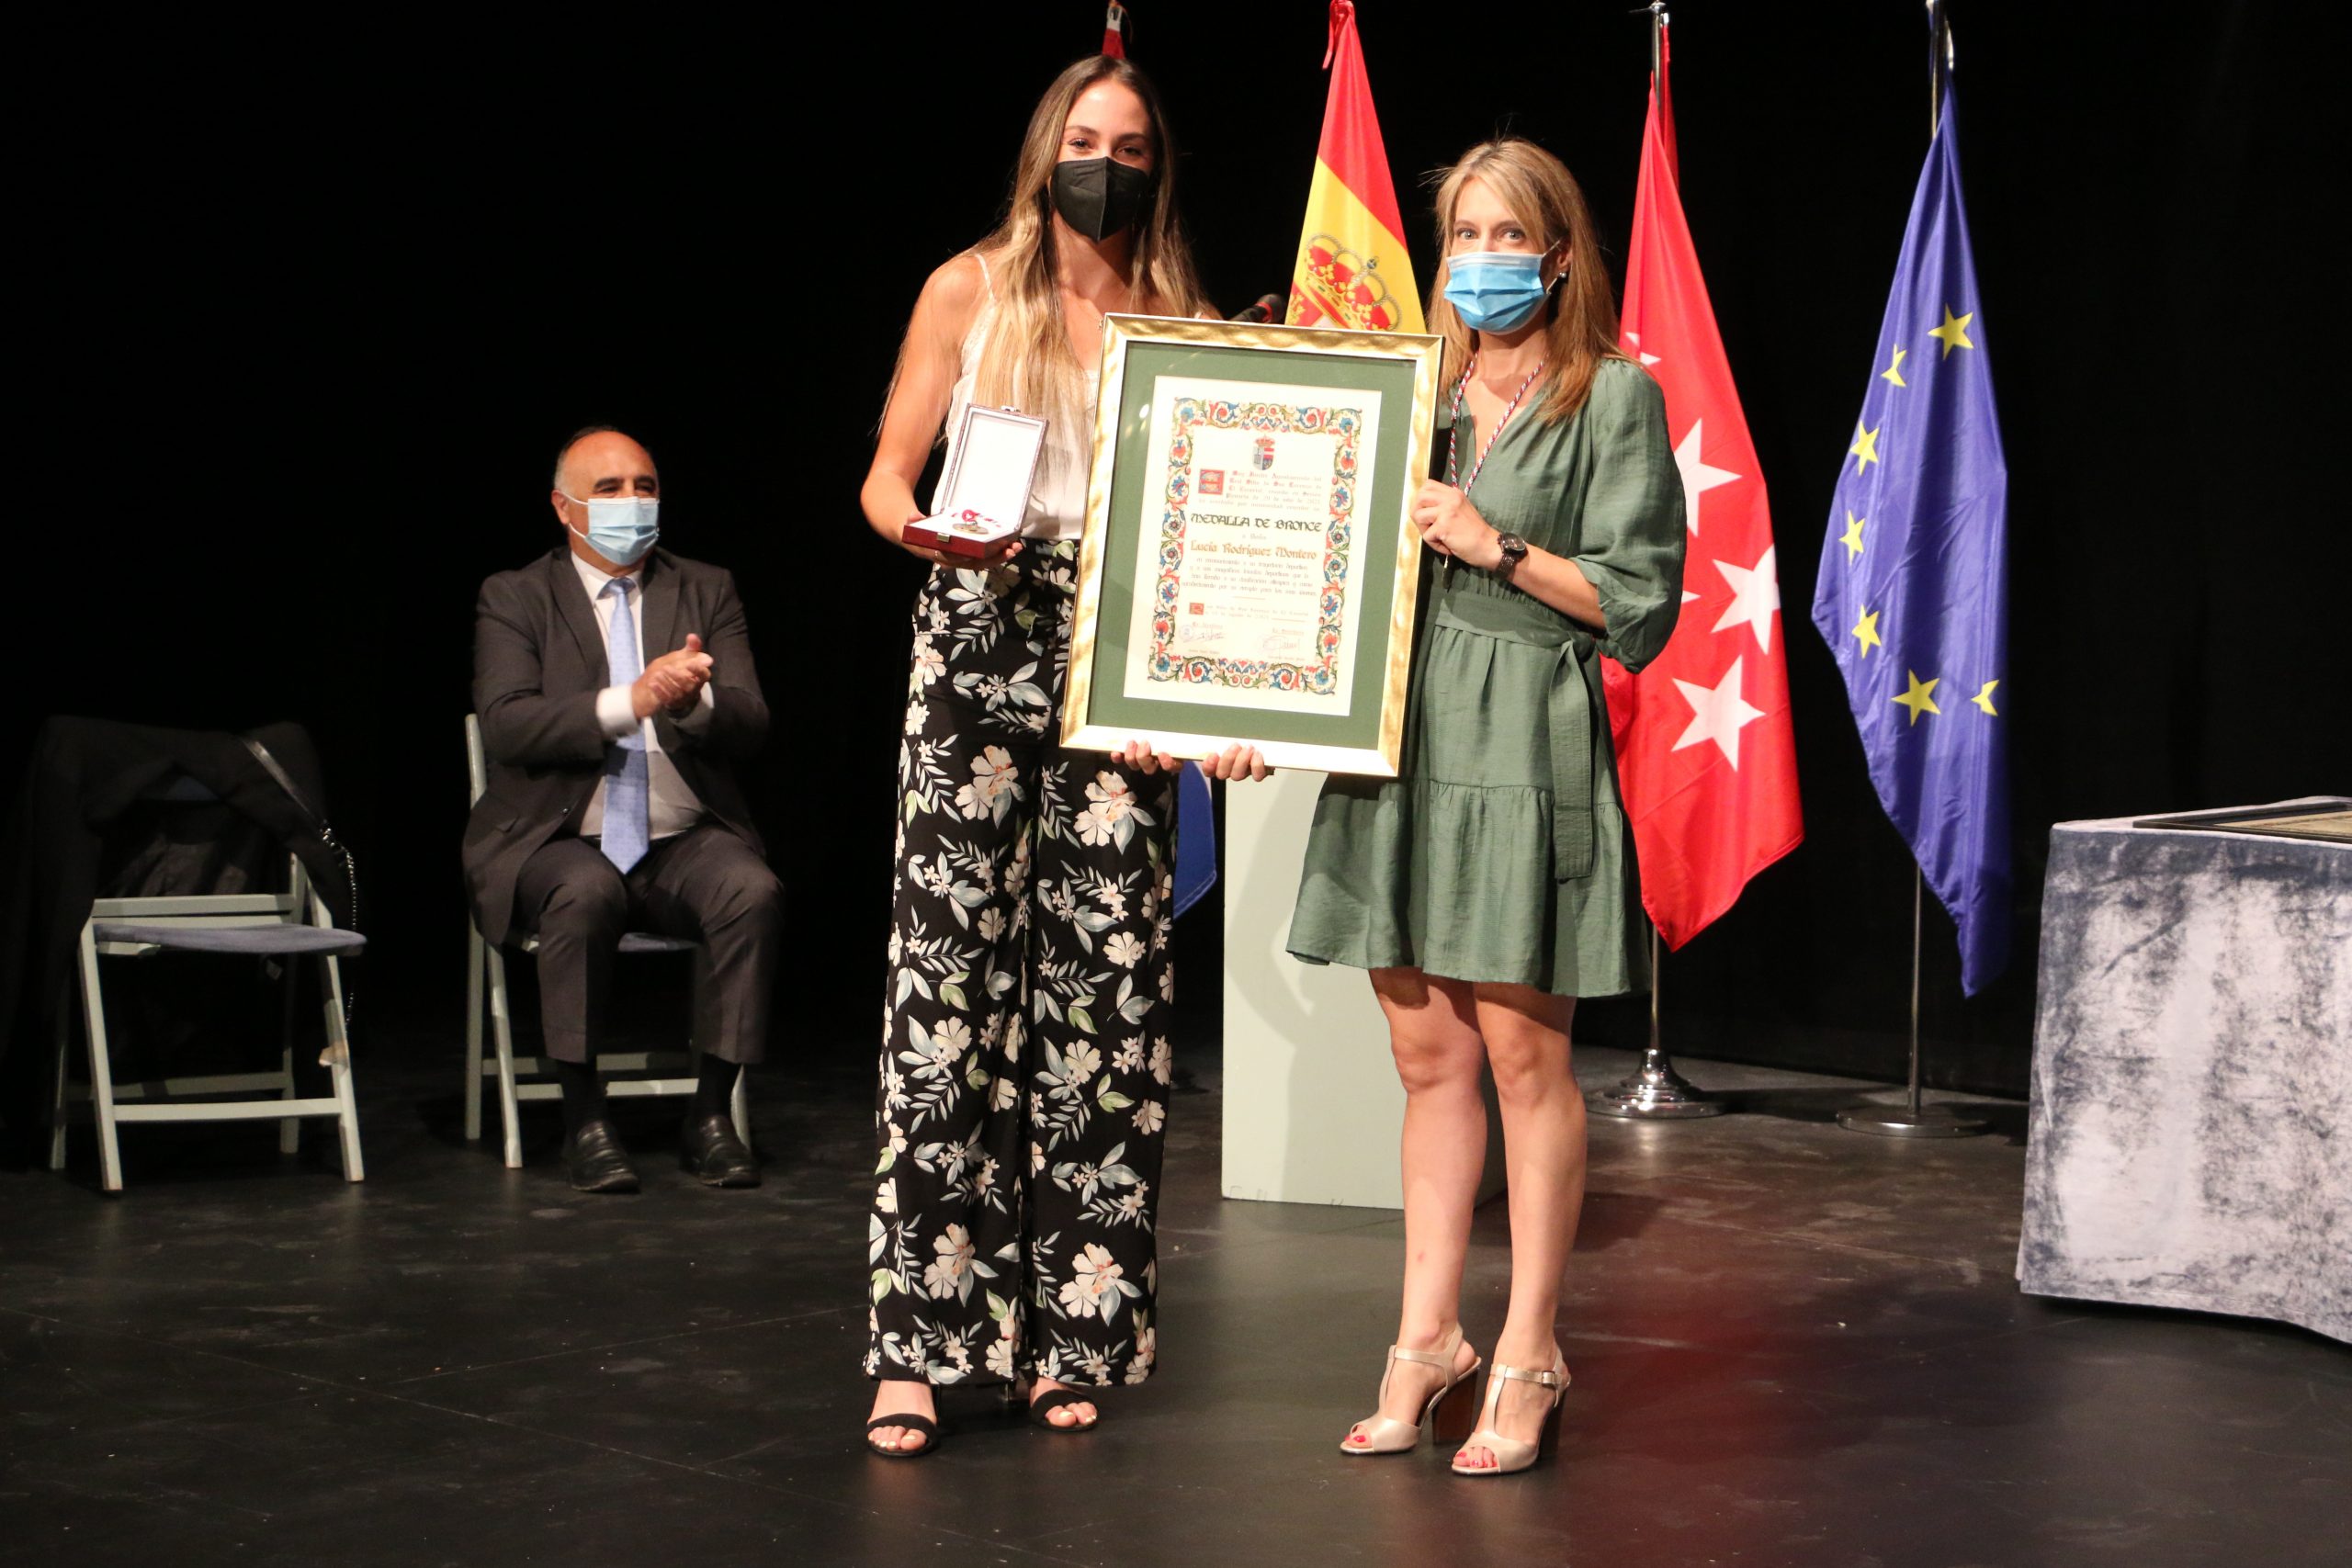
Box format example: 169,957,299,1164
2018,799,2350,1343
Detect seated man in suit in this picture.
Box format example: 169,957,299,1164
466,425,779,1193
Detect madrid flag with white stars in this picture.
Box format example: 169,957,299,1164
1600,26,1803,949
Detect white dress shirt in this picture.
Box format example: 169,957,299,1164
571,551,712,844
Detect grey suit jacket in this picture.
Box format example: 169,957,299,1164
464,546,768,944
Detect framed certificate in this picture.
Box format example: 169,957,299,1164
2132,801,2352,844
1063,314,1443,775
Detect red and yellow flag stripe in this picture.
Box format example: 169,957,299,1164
1286,2,1422,334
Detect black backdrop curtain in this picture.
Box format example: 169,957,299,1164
16,4,2342,1102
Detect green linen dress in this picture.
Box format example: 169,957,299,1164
1287,356,1687,997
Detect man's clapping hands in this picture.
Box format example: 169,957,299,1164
632,632,714,718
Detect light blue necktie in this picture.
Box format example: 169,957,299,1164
600,576,650,874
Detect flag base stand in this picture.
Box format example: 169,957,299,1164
1587,1047,1724,1119
1835,1098,1985,1138
1586,931,1724,1119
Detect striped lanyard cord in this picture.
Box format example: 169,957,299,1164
1444,353,1549,498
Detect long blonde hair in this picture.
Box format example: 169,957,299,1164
1428,139,1625,424
970,57,1205,429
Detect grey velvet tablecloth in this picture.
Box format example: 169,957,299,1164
2018,799,2350,1342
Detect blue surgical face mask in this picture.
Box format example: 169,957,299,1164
562,492,661,567
1442,251,1556,333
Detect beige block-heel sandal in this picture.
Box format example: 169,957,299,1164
1340,1326,1483,1456
1450,1357,1568,1476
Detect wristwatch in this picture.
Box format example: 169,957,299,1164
1492,532,1530,587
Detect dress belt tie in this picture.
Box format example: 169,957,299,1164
1429,602,1604,883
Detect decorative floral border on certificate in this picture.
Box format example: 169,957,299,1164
1148,398,1362,694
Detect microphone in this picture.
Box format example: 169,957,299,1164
1227,293,1283,323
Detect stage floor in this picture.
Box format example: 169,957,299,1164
5,1043,2346,1568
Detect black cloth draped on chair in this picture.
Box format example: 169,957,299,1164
0,716,353,1159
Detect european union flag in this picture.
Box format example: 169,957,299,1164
1811,76,2010,994
1172,761,1216,918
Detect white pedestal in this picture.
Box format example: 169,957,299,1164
1219,771,1504,1210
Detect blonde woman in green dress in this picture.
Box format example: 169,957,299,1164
1290,138,1686,1476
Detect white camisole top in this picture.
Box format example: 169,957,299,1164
933,253,1099,542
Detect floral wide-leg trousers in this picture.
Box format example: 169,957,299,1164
866,542,1179,1389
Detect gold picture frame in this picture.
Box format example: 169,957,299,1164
1062,313,1443,776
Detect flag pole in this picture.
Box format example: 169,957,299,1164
1928,1,1942,135
1835,3,1985,1142
1838,866,1984,1136
1909,865,1924,1117
1926,3,1958,138
1825,0,1994,1142
1584,0,1724,1125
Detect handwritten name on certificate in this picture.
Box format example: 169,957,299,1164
1120,375,1383,717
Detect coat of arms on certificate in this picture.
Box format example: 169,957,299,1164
1065,316,1442,775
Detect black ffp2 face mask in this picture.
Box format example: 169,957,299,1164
1050,156,1154,241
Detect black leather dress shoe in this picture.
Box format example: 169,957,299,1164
564,1120,639,1194
680,1112,760,1188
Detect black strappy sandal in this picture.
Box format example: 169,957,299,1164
865,1413,944,1459
1026,1386,1100,1433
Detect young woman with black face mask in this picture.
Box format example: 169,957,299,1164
856,55,1266,1459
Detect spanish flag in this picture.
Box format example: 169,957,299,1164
1284,1,1422,334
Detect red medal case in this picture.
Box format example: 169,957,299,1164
901,405,1047,559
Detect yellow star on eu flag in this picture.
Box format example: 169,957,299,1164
1972,679,2000,716
1928,305,1975,358
1851,607,1882,656
1881,345,1908,387
1849,423,1882,473
1893,670,1941,725
1840,511,1867,559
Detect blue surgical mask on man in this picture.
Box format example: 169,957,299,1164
1442,252,1556,333
562,493,661,567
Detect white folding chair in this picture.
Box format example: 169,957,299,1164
49,819,365,1193
462,715,749,1168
